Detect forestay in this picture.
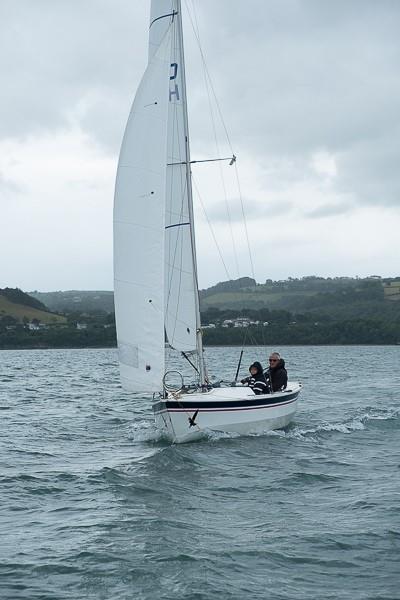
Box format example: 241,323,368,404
113,29,172,392
149,0,198,353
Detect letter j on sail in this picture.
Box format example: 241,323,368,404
169,62,179,101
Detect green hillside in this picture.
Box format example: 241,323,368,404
30,290,114,314
198,276,400,345
1,277,400,347
0,289,66,324
199,276,400,318
29,276,400,320
200,289,317,310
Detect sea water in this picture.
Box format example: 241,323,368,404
0,346,399,599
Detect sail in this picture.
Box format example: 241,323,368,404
113,29,172,392
149,1,198,353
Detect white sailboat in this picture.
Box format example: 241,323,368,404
113,0,301,443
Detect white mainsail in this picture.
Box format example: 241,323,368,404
149,0,198,353
113,28,172,392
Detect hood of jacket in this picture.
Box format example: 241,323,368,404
249,361,264,375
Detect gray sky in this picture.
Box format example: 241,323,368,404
1,0,399,291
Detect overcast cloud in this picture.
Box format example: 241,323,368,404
1,0,399,290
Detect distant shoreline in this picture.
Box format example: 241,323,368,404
1,343,399,351
3,279,400,348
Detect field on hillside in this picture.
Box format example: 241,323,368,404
30,290,114,314
0,296,66,324
201,290,317,308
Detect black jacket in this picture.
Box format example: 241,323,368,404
241,361,269,395
264,358,287,392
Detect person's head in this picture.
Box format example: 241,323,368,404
249,361,262,375
268,352,281,368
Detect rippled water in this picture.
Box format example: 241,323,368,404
1,346,399,599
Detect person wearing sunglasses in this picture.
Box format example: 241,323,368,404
264,352,288,392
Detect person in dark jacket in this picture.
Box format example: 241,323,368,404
241,361,269,395
264,352,288,392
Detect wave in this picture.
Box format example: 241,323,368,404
128,419,167,444
204,428,241,442
282,405,399,440
188,405,400,444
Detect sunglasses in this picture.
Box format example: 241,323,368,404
269,358,278,362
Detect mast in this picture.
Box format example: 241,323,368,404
176,0,206,385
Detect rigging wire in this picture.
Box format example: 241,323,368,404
185,0,255,358
184,0,256,282
233,161,256,282
191,175,231,281
185,0,240,280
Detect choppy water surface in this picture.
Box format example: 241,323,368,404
1,346,399,599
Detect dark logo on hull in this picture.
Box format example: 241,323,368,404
188,409,199,428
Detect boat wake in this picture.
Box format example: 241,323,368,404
192,405,399,444
128,419,169,444
279,405,399,441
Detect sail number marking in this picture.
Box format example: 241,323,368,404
169,62,179,101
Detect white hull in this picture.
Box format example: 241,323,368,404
153,382,301,443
